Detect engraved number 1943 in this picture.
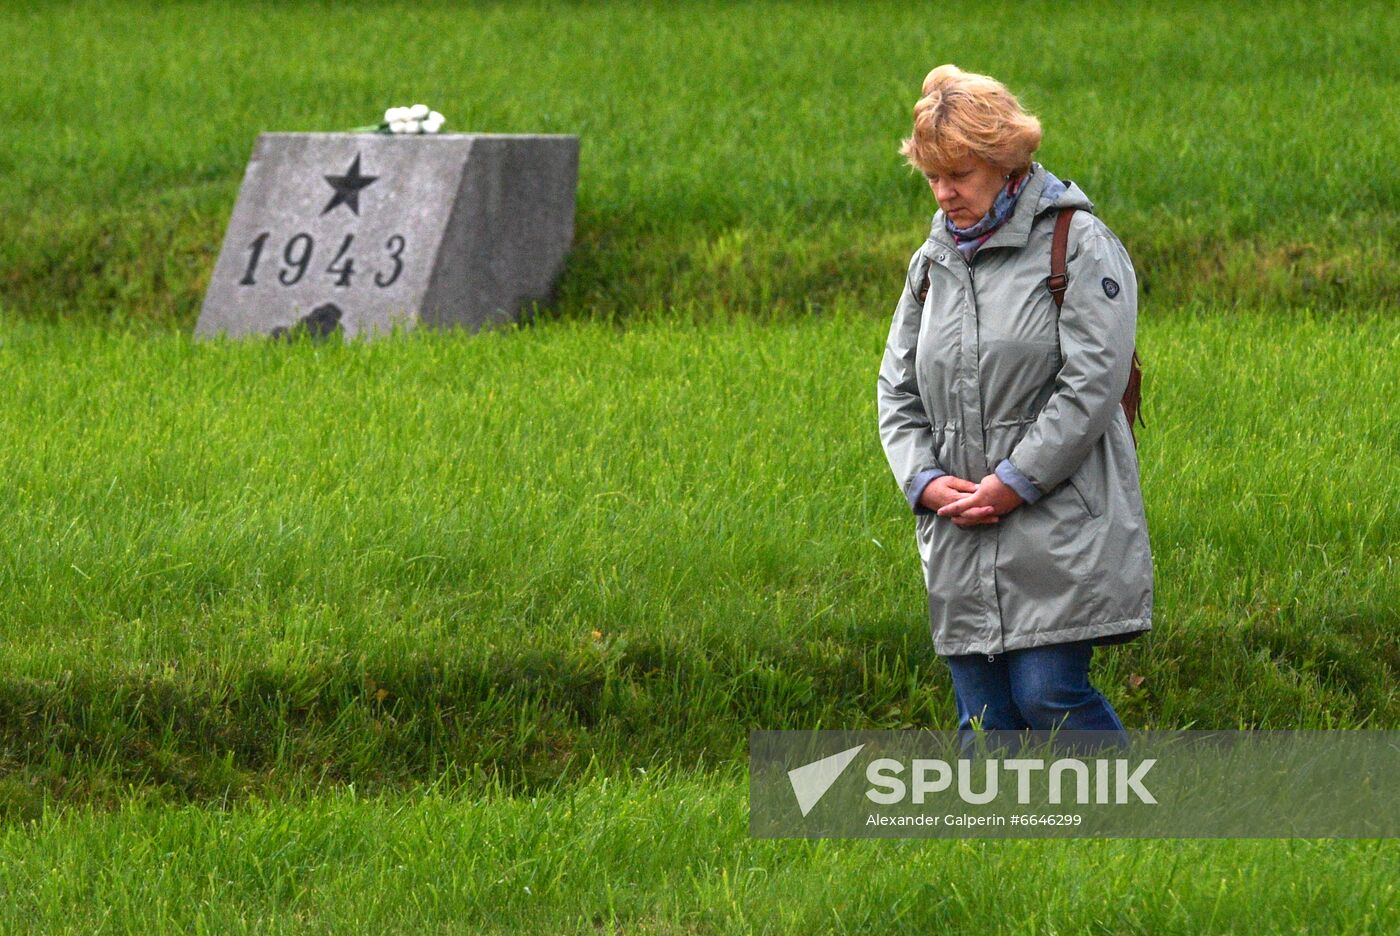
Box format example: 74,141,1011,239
238,232,405,289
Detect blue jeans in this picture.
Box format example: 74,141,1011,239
943,639,1127,755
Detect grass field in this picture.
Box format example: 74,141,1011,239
0,308,1396,812
2,0,1398,326
1,766,1396,933
2,0,1398,931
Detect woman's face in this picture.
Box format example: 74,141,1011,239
925,155,1008,228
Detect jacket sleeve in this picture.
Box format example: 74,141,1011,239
878,248,947,516
1002,219,1137,500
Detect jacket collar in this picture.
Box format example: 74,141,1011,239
927,162,1053,256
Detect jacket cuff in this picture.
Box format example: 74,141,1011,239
908,468,946,515
995,458,1043,505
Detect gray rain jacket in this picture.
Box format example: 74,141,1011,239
877,162,1152,657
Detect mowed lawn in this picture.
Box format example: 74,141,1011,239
1,0,1398,931
0,308,1396,930
2,0,1397,326
1,764,1396,933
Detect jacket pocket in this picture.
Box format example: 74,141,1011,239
1066,460,1105,519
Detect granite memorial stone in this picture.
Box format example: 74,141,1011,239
196,132,579,341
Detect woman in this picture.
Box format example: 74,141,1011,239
876,65,1152,751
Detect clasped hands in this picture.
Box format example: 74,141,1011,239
918,473,1024,527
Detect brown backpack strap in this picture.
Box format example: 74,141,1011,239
1047,207,1075,308
1123,349,1145,446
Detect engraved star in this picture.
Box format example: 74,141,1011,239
322,154,378,216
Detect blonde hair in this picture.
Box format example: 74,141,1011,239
898,65,1042,177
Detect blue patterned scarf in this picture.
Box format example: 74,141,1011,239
946,170,1032,260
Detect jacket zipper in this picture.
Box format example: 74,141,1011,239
961,249,1004,663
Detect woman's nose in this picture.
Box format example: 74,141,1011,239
933,180,957,203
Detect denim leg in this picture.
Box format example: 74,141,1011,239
944,653,1030,755
1005,640,1128,750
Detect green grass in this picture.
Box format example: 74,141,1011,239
1,763,1396,934
2,1,1399,930
2,0,1398,327
0,307,1394,815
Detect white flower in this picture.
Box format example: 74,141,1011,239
379,104,442,132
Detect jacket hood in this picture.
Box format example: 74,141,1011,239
927,162,1094,250
1035,166,1094,215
